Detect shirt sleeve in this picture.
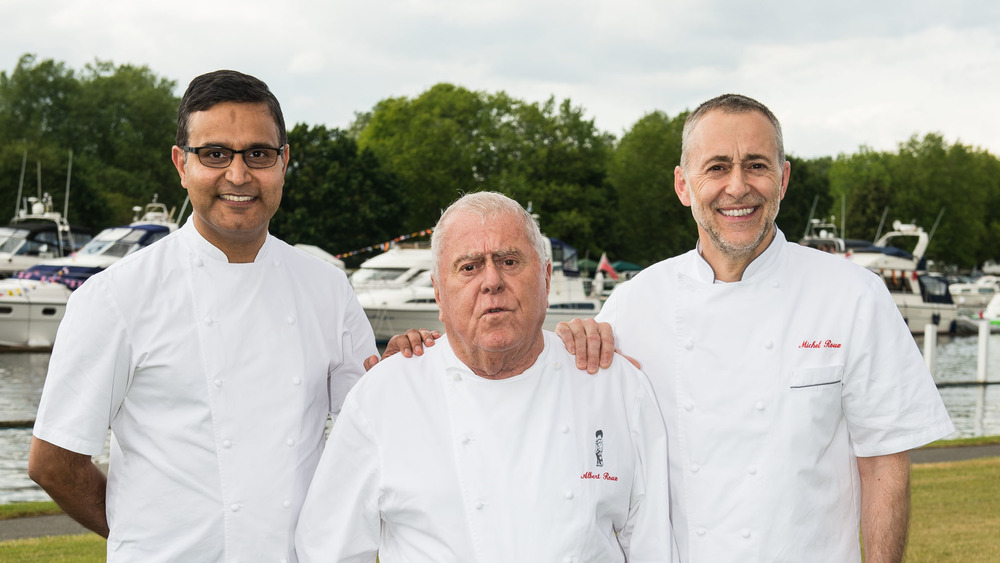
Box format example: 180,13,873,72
33,275,133,455
328,282,378,422
295,391,381,562
842,276,955,457
616,364,679,562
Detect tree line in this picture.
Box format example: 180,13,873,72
2,54,998,269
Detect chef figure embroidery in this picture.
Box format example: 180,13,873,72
595,430,604,467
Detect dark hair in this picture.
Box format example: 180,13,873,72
175,70,287,147
681,93,784,169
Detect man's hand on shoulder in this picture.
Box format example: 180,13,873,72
363,329,442,371
554,318,625,374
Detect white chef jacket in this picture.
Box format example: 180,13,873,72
33,219,376,563
596,227,954,563
295,331,677,563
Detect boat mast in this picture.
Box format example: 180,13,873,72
63,150,73,220
14,150,26,219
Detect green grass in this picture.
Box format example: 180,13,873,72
0,535,106,562
2,442,997,561
906,457,1000,562
0,501,63,520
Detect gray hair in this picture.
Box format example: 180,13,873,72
680,93,785,170
430,191,549,280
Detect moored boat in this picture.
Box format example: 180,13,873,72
0,198,182,349
844,221,960,334
0,193,92,277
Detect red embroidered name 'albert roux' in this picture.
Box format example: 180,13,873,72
580,472,618,481
799,340,842,349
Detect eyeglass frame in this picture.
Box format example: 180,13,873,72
181,145,286,169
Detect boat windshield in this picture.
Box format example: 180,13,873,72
351,268,412,285
0,228,28,254
76,227,161,258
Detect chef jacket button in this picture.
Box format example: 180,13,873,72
461,435,471,445
214,378,223,388
683,401,695,412
747,465,757,475
205,316,214,326
194,257,204,267
553,361,561,369
222,439,233,449
560,425,570,434
690,464,701,473
772,280,780,289
230,503,240,512
755,401,766,412
696,527,707,537
474,501,485,510
564,490,574,500
273,260,281,268
283,500,292,509
563,557,575,563
764,340,773,350
684,341,694,350
291,377,302,385
741,528,752,539
286,438,295,447
286,316,295,325
451,372,462,382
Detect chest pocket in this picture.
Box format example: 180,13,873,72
790,365,844,389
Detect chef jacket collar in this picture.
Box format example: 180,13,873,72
180,215,274,264
691,224,786,284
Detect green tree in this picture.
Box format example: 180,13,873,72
0,54,180,230
356,84,615,256
272,124,407,265
606,110,694,265
778,155,832,241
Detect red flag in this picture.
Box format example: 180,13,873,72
597,252,619,280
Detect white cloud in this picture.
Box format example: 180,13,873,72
2,0,999,157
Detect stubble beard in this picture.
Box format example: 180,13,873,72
694,197,780,262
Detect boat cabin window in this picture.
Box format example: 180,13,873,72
351,268,411,285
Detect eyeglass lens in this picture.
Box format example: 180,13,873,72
197,147,280,169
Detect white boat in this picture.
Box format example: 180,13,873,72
948,275,1000,310
353,238,602,342
845,221,959,334
0,198,182,349
349,244,433,290
982,293,1000,330
0,193,92,277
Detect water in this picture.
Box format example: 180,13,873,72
3,334,1000,505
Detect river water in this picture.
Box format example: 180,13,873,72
3,333,1000,505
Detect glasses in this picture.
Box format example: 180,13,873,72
182,145,285,169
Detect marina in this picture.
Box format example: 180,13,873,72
2,331,999,505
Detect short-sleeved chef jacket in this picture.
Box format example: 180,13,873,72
596,227,954,563
33,219,376,563
295,331,677,562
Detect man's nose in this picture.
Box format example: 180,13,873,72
225,155,253,185
481,261,504,294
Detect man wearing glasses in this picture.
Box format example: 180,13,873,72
28,70,377,562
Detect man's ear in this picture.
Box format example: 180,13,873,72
674,165,692,207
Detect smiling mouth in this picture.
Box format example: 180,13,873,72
220,195,255,202
719,207,756,217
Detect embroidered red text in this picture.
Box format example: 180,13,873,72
799,339,842,349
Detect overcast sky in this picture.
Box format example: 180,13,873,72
5,0,999,159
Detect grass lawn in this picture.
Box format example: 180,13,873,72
905,457,1000,562
2,447,997,561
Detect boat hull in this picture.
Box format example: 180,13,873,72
0,281,71,348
